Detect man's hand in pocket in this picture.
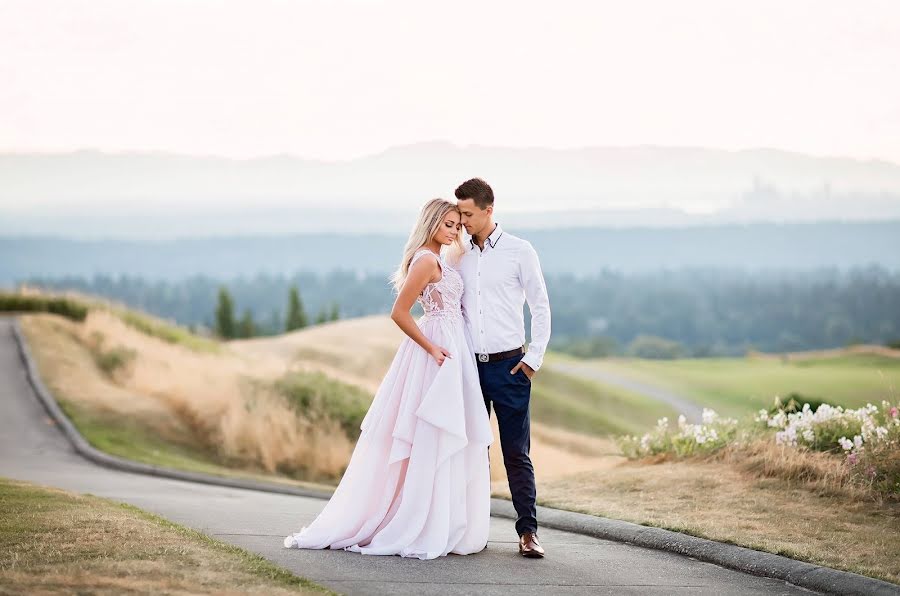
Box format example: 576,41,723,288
510,361,535,380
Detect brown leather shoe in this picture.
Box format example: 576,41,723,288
518,532,545,558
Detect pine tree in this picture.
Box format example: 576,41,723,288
329,302,340,321
238,308,256,338
285,286,308,331
215,287,236,339
315,307,328,325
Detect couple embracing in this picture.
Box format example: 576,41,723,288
284,178,551,560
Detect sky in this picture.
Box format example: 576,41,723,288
1,0,899,164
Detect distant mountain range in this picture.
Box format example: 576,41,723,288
3,221,899,285
2,144,900,238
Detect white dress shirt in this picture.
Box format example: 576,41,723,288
458,224,551,371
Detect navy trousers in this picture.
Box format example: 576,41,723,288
477,353,537,536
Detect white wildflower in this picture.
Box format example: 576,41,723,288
767,411,787,428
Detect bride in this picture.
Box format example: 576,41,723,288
283,198,493,559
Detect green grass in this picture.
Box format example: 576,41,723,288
60,397,225,472
0,477,332,594
272,371,373,441
277,355,672,438
0,292,88,321
585,354,900,418
115,308,222,353
1,290,219,353
532,364,679,435
92,344,136,377
57,398,331,491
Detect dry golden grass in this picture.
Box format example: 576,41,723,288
720,439,856,496
21,312,353,482
233,315,623,488
24,308,617,489
528,445,900,585
0,478,330,595
231,315,404,393
18,304,898,583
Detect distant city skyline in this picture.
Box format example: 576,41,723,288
1,0,899,164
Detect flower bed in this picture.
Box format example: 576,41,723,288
618,408,739,458
758,400,900,496
618,399,900,498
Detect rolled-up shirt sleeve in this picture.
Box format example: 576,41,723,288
519,242,551,371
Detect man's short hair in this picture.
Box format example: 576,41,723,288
454,178,494,210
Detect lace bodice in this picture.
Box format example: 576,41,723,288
410,249,464,321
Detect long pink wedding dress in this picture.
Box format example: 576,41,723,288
283,248,493,560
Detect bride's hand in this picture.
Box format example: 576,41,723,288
428,345,452,366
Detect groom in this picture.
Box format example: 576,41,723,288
455,178,552,558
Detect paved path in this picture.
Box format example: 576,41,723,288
551,359,705,422
0,318,811,595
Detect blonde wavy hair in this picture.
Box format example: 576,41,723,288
390,198,465,292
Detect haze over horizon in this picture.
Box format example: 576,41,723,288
2,1,900,238
4,143,900,239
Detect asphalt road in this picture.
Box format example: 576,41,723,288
0,317,812,595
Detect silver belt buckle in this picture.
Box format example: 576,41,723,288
477,353,489,363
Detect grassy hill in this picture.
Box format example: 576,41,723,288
10,292,900,584
580,353,900,418
230,315,673,436
15,295,629,490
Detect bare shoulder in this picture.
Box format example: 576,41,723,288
409,251,441,280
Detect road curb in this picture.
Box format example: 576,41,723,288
11,317,334,501
491,500,898,595
12,317,899,596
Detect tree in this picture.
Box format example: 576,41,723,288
285,286,308,331
315,307,328,325
238,308,257,338
329,302,340,322
625,334,684,359
215,287,236,339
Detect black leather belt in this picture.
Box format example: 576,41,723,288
475,346,525,363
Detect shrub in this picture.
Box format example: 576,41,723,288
272,371,372,440
93,346,137,378
554,336,619,358
859,434,900,496
618,408,739,458
754,399,900,497
769,392,831,414
0,292,88,321
625,334,685,359
621,398,900,499
116,310,220,353
84,331,136,379
757,401,882,453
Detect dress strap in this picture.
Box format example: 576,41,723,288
410,248,443,272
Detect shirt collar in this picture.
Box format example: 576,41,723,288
469,223,503,250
